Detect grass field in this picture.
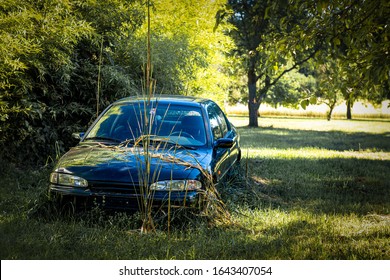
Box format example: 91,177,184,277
1,117,389,259
226,101,390,119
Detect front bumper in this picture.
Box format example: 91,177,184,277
49,184,200,210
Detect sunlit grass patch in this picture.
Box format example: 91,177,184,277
246,147,390,160
230,208,390,259
231,116,390,134
226,101,390,121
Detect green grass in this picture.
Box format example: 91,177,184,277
1,117,389,259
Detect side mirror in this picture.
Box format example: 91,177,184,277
72,132,85,140
213,138,234,149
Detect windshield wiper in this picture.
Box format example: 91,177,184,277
84,136,121,143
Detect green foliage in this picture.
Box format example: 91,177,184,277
0,0,233,165
323,0,389,93
0,0,144,165
130,0,232,102
0,0,94,164
304,0,390,119
265,68,317,109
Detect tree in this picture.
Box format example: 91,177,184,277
218,0,389,125
122,0,232,103
330,0,389,93
313,0,390,119
312,60,344,121
216,0,319,127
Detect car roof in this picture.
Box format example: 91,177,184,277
113,95,211,107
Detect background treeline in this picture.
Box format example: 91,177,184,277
1,0,389,166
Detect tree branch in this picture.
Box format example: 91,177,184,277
270,48,318,87
255,72,265,82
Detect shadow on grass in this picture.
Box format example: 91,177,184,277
225,126,390,216
248,157,389,214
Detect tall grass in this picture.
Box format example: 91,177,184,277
133,0,229,232
0,117,389,259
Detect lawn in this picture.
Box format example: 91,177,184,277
0,117,389,259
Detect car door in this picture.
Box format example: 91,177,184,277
207,102,240,183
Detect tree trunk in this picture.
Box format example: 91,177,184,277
247,60,259,127
326,96,337,121
346,99,352,119
248,101,260,127
327,105,335,121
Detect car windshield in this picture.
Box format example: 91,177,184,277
85,102,207,147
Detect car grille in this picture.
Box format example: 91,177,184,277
88,181,143,195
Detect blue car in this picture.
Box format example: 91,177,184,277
49,95,241,209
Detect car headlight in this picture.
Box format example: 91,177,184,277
50,172,88,188
150,180,202,191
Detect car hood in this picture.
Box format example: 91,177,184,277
54,143,211,183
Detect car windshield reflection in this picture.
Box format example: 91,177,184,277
84,103,206,147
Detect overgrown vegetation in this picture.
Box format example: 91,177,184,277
1,118,389,259
0,0,229,165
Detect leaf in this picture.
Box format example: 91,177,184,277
264,7,270,20
300,99,309,110
309,96,317,105
333,37,341,46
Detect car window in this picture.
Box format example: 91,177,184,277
86,103,207,146
207,102,230,140
207,103,223,140
214,104,229,136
